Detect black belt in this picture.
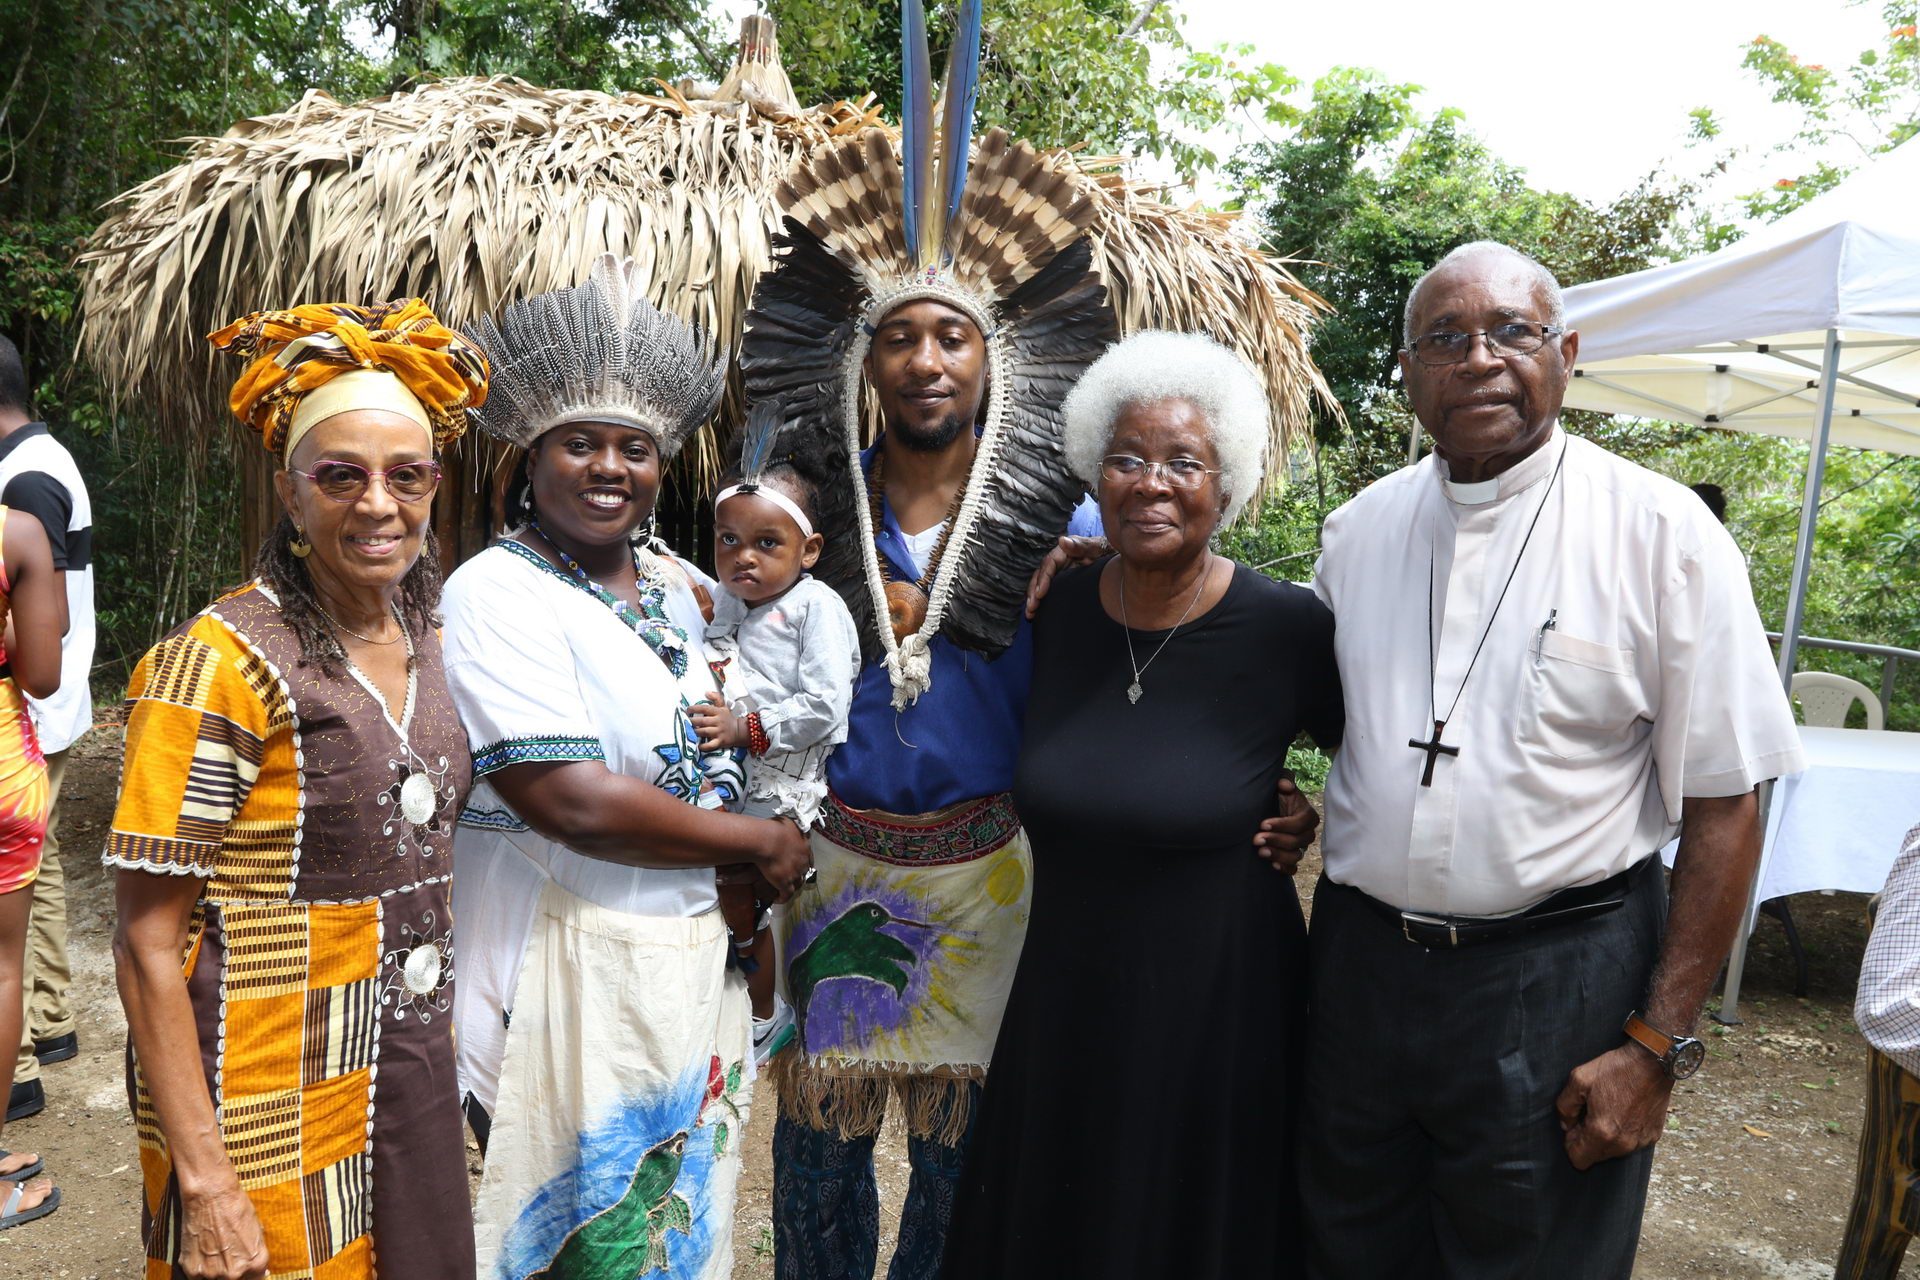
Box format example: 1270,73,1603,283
1343,856,1656,950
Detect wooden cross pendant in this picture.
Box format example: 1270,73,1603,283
1409,719,1460,787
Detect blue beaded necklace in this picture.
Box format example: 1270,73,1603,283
523,518,690,679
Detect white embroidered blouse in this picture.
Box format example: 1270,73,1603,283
440,539,746,1111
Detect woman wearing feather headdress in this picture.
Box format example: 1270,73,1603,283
738,1,1122,1274
441,256,812,1280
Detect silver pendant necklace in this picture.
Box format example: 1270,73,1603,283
327,611,442,829
1119,559,1213,704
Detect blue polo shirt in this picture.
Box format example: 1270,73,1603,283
826,445,1101,815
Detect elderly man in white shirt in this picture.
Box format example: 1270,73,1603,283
1300,242,1805,1278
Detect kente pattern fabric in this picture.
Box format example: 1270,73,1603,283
473,883,751,1280
0,508,48,895
208,299,488,454
770,798,1031,1143
104,582,475,1280
943,562,1343,1277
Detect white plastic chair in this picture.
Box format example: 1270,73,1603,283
1790,670,1885,731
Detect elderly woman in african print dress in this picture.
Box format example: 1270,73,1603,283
944,332,1345,1280
108,302,488,1280
442,256,811,1280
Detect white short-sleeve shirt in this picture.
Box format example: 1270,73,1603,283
441,540,744,1110
1313,426,1805,917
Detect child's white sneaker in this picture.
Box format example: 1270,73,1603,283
753,992,796,1068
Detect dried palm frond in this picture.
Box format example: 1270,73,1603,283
1077,161,1338,491
77,22,1331,540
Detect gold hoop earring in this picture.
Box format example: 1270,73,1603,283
289,528,313,559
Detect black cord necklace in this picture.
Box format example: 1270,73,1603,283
1409,440,1567,787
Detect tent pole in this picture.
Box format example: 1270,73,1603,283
1772,328,1843,691
1716,327,1842,1025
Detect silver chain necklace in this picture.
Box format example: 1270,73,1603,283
1118,559,1213,704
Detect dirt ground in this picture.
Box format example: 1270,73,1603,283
0,725,1910,1278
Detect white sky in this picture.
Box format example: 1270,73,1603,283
717,0,1894,209
1170,0,1891,205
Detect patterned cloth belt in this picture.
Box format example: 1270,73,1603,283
815,792,1021,867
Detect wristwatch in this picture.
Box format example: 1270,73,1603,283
1622,1012,1706,1080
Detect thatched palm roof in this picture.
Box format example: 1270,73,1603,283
78,22,1331,509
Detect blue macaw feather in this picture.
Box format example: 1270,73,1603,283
900,0,935,263
736,397,784,484
936,0,983,260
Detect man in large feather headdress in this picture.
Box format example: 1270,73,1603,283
739,1,1112,1272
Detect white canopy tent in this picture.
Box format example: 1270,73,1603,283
1560,139,1920,1022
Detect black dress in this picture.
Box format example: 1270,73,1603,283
942,559,1344,1279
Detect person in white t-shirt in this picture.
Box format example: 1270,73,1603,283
1299,242,1805,1278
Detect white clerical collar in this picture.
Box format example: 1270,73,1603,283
1435,424,1564,506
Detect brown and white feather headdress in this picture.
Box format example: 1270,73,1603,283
742,0,1117,707
467,253,727,457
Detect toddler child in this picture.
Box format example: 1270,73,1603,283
691,411,859,1066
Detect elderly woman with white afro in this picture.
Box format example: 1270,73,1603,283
1060,329,1271,528
946,327,1345,1279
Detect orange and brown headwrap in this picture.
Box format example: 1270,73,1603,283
208,299,490,458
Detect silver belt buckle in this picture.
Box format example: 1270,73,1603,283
1400,911,1457,947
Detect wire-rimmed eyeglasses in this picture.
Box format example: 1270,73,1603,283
1099,454,1222,490
289,460,443,504
1406,321,1566,366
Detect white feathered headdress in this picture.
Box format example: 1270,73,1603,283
466,254,727,456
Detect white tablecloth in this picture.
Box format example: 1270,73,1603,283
1664,726,1920,933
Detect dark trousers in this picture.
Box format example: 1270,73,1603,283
1299,860,1667,1280
772,1081,982,1280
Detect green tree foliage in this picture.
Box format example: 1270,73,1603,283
1,0,727,694
376,0,726,90
766,0,1296,179
1228,69,1695,484
1722,0,1918,219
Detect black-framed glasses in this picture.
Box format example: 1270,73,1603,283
290,460,443,503
1406,322,1566,366
1099,454,1221,490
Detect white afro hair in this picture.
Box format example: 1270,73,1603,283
1061,330,1270,527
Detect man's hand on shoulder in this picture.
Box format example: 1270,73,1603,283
1556,1042,1675,1170
1253,774,1320,874
1025,535,1109,619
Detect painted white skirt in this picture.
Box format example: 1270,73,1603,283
475,880,752,1280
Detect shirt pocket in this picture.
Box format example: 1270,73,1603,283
1521,630,1648,761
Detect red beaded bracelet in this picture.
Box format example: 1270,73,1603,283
746,711,770,757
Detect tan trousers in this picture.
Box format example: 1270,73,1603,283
14,749,70,1084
